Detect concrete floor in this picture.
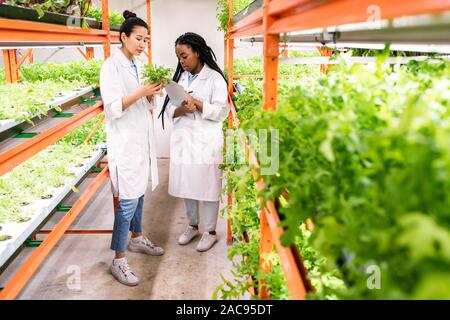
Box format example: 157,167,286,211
0,159,233,300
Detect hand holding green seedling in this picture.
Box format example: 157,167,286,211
142,64,173,97
142,64,173,85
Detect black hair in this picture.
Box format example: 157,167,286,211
158,32,228,129
119,10,148,43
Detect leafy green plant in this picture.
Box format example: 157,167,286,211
240,57,450,299
0,114,105,227
219,53,450,299
141,64,173,84
0,68,5,84
5,0,91,19
20,59,102,86
350,48,437,57
216,0,256,35
0,80,83,122
86,5,125,27
234,54,320,80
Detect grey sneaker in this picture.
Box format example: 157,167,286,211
178,226,200,245
110,258,139,286
196,232,217,252
128,236,165,256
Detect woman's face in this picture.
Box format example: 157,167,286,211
121,26,148,56
176,44,201,73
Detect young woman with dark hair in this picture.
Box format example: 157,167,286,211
100,10,164,286
160,32,229,252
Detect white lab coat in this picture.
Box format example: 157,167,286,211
100,48,159,200
166,64,229,202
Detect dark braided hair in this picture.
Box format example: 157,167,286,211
159,32,228,129
119,10,148,43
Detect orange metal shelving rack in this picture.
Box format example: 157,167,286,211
0,0,153,300
223,0,450,300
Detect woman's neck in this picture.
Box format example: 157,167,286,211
120,47,133,61
191,63,204,75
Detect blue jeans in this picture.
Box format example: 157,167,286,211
110,196,144,253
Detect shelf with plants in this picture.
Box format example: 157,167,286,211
0,114,106,269
0,59,102,131
232,56,450,299
0,0,144,301
0,1,124,31
0,0,124,32
217,0,258,37
86,3,124,31
0,1,120,44
215,129,345,300
220,0,450,300
217,56,346,300
0,1,99,29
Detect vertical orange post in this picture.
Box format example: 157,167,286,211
102,0,111,59
2,49,13,83
226,0,234,245
318,47,333,74
28,49,33,64
258,208,273,299
10,50,19,83
227,0,234,97
262,0,279,112
86,47,95,60
3,49,20,83
146,0,152,65
281,43,289,58
224,36,228,73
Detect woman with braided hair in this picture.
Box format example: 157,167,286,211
160,32,229,252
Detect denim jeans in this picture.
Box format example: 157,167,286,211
184,198,220,232
110,195,144,253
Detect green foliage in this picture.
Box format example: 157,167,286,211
216,0,256,35
214,158,291,300
1,60,101,124
0,80,82,122
20,59,103,86
5,0,91,18
86,5,125,27
216,55,345,300
59,114,106,146
0,114,105,228
350,48,437,57
0,68,5,84
234,53,321,80
141,64,173,84
240,57,450,299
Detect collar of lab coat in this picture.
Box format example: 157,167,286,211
180,63,214,82
114,47,138,68
113,47,141,81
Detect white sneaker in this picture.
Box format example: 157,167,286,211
110,258,139,286
178,226,200,245
196,232,217,252
128,236,165,256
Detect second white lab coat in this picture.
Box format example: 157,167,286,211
166,64,229,202
100,48,159,200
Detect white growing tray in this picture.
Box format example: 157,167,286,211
0,145,106,268
0,86,94,134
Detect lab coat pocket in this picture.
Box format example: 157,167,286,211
117,139,145,172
